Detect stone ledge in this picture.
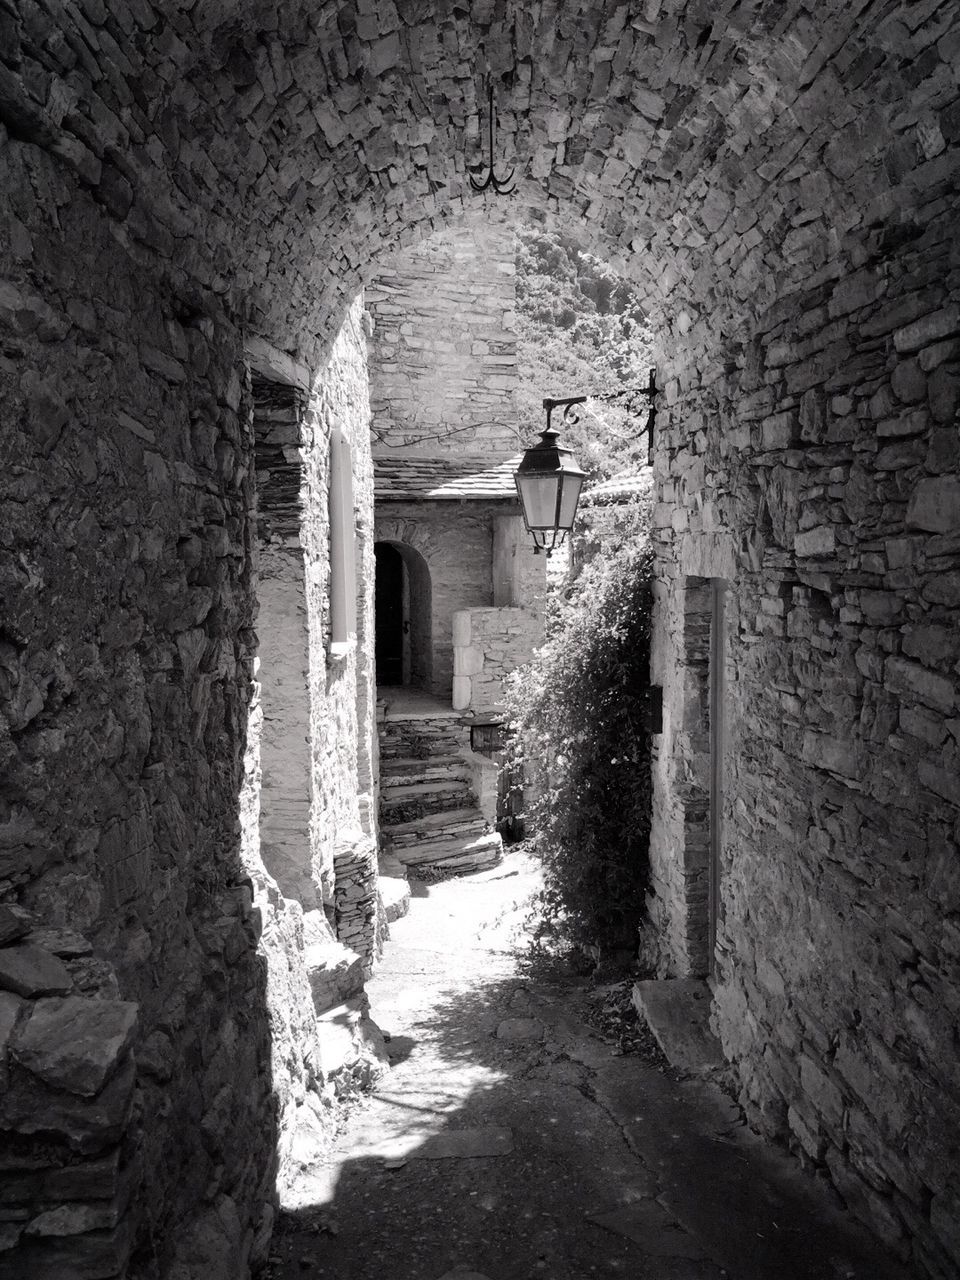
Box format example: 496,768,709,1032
378,875,411,924
632,978,725,1077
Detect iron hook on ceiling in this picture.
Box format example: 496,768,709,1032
469,81,516,196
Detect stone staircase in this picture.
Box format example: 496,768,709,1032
378,705,503,874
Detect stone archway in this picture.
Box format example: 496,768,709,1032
3,3,960,1275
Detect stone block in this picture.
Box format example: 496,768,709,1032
304,940,364,1014
860,591,902,624
905,475,960,533
0,946,72,999
0,1057,137,1154
454,645,484,677
24,1201,121,1236
918,338,957,372
901,624,960,668
918,759,960,807
924,427,960,474
899,705,946,746
928,366,958,423
883,656,955,715
890,359,926,404
893,305,959,354
794,526,835,558
761,411,796,449
922,573,960,606
11,998,138,1098
452,676,471,710
24,927,93,959
451,610,472,647
801,730,858,778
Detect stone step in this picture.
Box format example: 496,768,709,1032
378,874,411,924
378,721,468,755
304,936,365,1014
379,756,472,786
391,829,504,872
631,978,725,1077
382,806,489,847
379,713,463,729
381,779,472,805
380,781,476,823
379,740,466,763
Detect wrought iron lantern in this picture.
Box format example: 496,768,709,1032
513,397,587,555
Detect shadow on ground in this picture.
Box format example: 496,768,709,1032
264,858,912,1280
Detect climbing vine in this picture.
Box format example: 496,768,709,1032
504,501,655,956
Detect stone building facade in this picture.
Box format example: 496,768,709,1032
366,221,520,456
368,222,546,711
0,4,958,1279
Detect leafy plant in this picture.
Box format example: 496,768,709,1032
503,501,655,955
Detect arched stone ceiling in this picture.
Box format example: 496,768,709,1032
5,0,958,358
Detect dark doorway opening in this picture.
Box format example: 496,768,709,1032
375,540,433,691
375,543,404,686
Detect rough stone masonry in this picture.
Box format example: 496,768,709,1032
0,3,959,1280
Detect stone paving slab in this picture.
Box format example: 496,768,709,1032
413,1127,514,1160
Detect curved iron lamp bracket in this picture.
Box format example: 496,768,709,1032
469,82,516,195
592,370,659,465
543,395,587,431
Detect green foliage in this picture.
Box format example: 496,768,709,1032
515,225,654,479
504,503,655,952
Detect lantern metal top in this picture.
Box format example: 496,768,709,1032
513,397,588,555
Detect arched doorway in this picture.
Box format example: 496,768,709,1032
374,540,432,690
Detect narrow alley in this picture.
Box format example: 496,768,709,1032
2,4,959,1278
268,853,909,1280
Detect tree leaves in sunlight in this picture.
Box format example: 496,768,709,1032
515,225,655,480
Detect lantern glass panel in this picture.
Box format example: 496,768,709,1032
557,474,584,530
517,472,562,530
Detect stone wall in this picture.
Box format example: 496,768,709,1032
367,221,518,455
646,75,960,1280
0,137,276,1278
452,607,544,716
2,0,959,1274
241,307,383,1202
300,301,378,908
0,132,380,1279
492,515,548,613
252,379,315,905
